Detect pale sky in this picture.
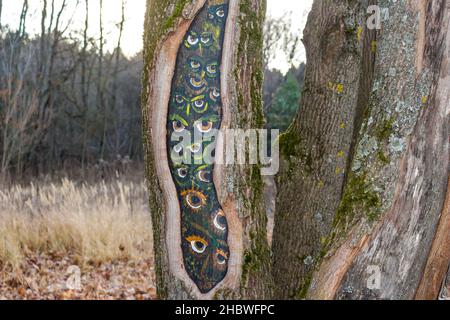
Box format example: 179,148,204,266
1,0,313,72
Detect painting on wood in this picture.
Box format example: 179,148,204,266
166,0,230,294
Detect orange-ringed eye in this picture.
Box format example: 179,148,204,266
181,189,207,211
216,249,228,265
196,120,213,133
172,120,185,132
186,236,208,254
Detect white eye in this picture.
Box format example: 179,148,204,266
213,210,227,231
194,100,205,108
206,64,217,74
174,144,183,153
198,170,210,183
187,34,198,46
177,167,188,178
175,95,184,104
186,235,208,254
212,88,220,98
216,249,228,265
191,241,206,254
196,121,213,133
200,35,210,44
190,60,200,69
189,143,201,153
208,13,214,19
216,9,225,17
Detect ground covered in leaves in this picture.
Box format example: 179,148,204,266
0,252,156,300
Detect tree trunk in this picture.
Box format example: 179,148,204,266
271,0,377,299
303,0,450,300
142,0,273,299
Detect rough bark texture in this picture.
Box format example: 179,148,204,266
271,0,377,299
307,0,450,300
416,179,450,299
142,0,273,299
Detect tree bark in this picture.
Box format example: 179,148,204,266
272,0,377,299
142,0,273,299
306,0,450,300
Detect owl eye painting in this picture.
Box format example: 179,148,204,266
166,0,230,294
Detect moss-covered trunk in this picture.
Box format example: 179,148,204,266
273,0,449,300
271,0,377,299
142,0,273,299
283,0,449,300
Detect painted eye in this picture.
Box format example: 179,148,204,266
194,99,205,108
216,8,225,18
206,63,217,75
175,95,184,104
182,189,207,211
213,210,227,231
196,120,213,133
212,88,220,98
173,144,183,153
177,167,188,178
189,143,201,153
190,60,201,70
208,13,215,20
216,249,228,265
187,34,199,46
198,170,211,183
172,120,185,132
186,236,208,254
200,33,212,44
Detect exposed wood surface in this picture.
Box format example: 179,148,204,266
416,180,450,299
143,0,272,299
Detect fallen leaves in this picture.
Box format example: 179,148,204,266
0,252,156,300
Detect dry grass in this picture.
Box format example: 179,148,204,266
0,174,153,272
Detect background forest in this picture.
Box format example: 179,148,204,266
0,0,304,181
0,0,304,299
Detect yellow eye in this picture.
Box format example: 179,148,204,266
186,236,208,254
189,143,201,153
196,120,213,133
213,210,227,231
198,170,211,183
181,189,207,211
190,60,201,69
172,120,185,132
216,249,228,265
206,64,217,74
